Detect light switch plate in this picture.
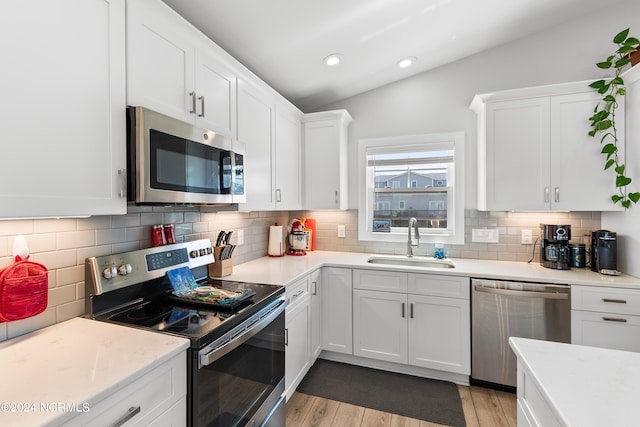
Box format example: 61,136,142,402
237,229,244,245
472,228,499,243
337,225,346,238
521,229,533,245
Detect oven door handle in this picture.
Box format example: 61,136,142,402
199,297,288,368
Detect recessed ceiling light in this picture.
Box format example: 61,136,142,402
398,57,416,68
323,54,343,66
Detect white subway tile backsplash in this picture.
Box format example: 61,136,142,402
33,249,77,270
34,218,77,233
96,228,126,245
0,219,34,236
78,216,112,231
57,265,84,287
57,230,96,250
48,284,77,307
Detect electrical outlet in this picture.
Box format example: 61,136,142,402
337,225,346,238
521,229,533,245
237,229,244,245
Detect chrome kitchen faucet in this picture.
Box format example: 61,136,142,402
407,217,420,257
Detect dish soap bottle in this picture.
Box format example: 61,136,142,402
434,242,445,259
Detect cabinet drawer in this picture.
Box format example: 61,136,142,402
353,269,407,292
571,309,640,352
408,274,469,299
66,352,186,426
286,275,310,309
572,285,640,315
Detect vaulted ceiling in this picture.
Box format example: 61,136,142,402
162,0,624,112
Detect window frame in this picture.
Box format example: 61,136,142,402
357,132,465,245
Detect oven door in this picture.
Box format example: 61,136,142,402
191,298,287,427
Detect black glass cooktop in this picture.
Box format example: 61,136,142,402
102,280,283,348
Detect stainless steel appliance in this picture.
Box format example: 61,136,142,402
127,106,245,205
86,239,286,427
540,224,571,270
471,279,570,389
591,230,618,273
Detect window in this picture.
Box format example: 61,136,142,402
358,132,465,244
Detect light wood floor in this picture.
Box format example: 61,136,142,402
286,385,516,427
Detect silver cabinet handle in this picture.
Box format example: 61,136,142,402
285,328,289,346
189,91,197,114
602,317,628,323
293,289,304,298
311,281,317,296
410,303,414,319
401,302,405,318
118,169,126,198
110,406,141,427
602,298,627,304
335,191,339,204
276,189,282,203
544,187,550,203
198,95,205,117
555,187,560,203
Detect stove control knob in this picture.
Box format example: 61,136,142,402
190,250,199,258
118,264,132,276
102,265,117,280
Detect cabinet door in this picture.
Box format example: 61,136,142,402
310,270,323,361
284,294,311,401
353,289,408,364
194,50,237,137
0,0,126,218
322,267,353,354
237,79,275,210
408,295,470,374
274,105,302,210
551,92,624,211
126,0,195,124
484,98,551,210
571,310,640,352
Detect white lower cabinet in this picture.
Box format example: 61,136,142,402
322,267,353,354
310,269,323,360
571,285,640,352
284,276,311,401
353,270,470,375
66,351,186,426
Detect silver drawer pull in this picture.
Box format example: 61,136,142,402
110,406,141,427
292,289,304,298
602,298,627,304
602,317,628,323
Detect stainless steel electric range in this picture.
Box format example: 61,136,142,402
85,239,287,427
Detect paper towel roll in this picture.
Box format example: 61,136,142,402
268,225,284,257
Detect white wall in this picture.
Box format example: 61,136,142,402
317,0,640,211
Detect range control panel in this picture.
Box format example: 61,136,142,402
86,239,214,295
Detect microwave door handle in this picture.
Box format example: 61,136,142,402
198,95,205,117
199,298,288,368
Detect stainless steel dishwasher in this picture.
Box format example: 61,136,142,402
471,278,570,389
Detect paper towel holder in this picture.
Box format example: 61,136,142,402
268,223,285,257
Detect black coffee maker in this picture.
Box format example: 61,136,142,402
591,230,617,273
540,224,571,270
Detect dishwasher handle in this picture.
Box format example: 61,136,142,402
474,284,569,300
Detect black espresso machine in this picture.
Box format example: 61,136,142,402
591,229,618,273
540,224,571,270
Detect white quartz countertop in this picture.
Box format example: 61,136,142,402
221,251,640,289
509,337,640,426
0,317,189,427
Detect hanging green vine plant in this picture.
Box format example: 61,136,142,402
588,28,640,208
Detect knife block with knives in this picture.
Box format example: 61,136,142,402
209,230,234,277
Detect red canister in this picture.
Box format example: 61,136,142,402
164,224,176,244
152,225,166,247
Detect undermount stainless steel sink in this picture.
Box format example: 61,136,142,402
366,256,456,269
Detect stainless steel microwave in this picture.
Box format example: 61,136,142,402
126,106,245,205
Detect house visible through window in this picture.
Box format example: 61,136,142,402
358,132,465,244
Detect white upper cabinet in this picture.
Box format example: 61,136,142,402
303,110,352,210
0,0,126,218
127,0,236,137
237,79,275,210
274,104,303,210
471,82,624,211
